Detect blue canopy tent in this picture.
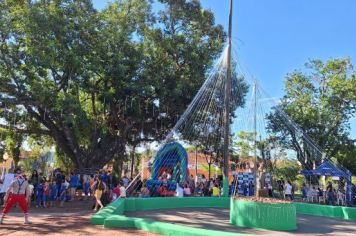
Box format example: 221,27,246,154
313,160,349,178
301,159,353,205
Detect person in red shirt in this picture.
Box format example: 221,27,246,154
43,180,50,207
159,183,175,197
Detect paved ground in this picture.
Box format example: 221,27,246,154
0,199,157,236
126,208,356,236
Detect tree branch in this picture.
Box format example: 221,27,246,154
0,124,51,135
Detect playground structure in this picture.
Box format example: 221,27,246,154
146,142,189,195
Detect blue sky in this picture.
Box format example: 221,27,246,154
92,0,356,138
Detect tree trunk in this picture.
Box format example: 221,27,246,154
130,146,136,178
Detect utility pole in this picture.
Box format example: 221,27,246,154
223,0,233,197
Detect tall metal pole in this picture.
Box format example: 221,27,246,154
253,81,258,197
223,0,233,197
253,81,257,163
195,146,198,177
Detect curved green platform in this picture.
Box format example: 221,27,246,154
91,197,248,236
91,197,356,235
230,198,297,231
295,202,356,220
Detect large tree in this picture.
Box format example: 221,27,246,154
267,59,356,173
0,0,225,171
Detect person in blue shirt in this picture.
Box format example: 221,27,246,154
301,183,307,201
100,170,108,184
49,180,58,207
83,177,90,200
69,172,78,201
36,181,44,207
55,171,63,198
59,179,67,207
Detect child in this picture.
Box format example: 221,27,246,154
119,182,126,198
183,183,191,197
69,172,78,201
36,180,44,207
43,180,50,207
112,183,120,201
49,180,58,207
212,184,220,197
59,179,67,207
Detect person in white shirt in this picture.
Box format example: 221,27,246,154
176,183,183,198
337,189,345,205
119,182,126,198
284,181,293,200
0,172,15,207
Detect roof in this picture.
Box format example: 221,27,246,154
301,159,350,178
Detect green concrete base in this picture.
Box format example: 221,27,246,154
295,202,356,220
104,215,246,236
230,198,297,231
91,197,243,236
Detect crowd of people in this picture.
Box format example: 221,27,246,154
155,174,224,198
275,178,352,206
300,181,348,205
1,166,354,225
0,168,131,215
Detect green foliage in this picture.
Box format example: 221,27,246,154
18,158,35,176
267,58,356,173
273,160,301,182
233,131,255,158
0,0,226,170
5,132,23,167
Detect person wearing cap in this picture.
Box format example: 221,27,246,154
0,167,31,224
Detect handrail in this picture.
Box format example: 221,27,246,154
125,171,142,196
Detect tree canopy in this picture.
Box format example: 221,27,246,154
0,0,226,171
267,58,356,174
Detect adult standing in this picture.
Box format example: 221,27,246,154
0,168,31,224
326,182,334,205
285,181,293,201
93,176,106,211
0,171,15,207
278,179,285,199
30,170,39,202
55,170,63,198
